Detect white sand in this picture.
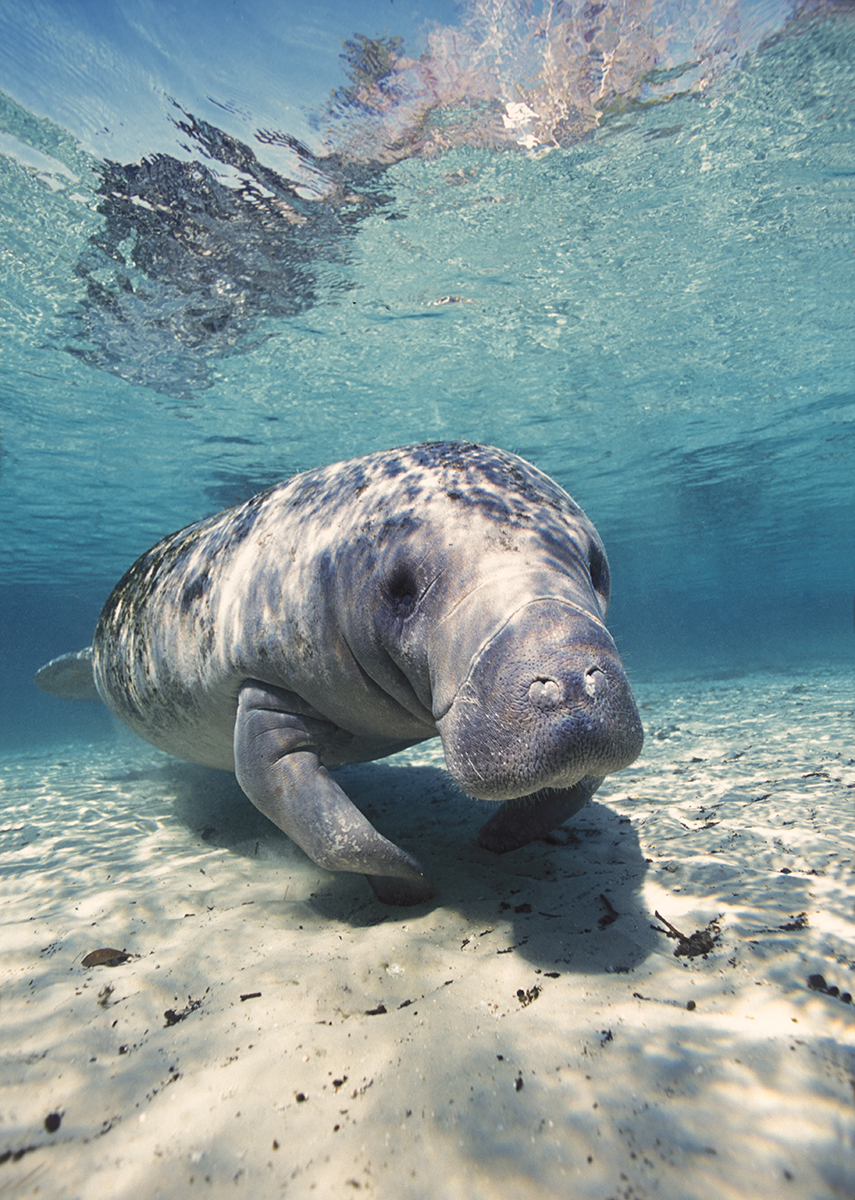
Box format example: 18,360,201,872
1,666,853,1199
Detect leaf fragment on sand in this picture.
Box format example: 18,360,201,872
81,948,131,968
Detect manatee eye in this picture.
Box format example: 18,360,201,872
387,564,418,612
588,542,610,599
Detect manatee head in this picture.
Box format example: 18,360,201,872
333,443,643,800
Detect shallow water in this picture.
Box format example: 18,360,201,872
0,2,853,1196
2,1,853,750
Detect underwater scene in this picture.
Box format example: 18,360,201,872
1,1,853,1197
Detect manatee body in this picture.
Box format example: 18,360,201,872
35,442,643,904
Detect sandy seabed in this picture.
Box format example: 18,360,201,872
1,665,853,1200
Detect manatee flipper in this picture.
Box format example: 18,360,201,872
477,775,604,854
234,682,434,905
34,648,100,702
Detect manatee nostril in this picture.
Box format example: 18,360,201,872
529,676,562,709
584,665,605,697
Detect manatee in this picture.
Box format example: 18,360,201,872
35,442,643,904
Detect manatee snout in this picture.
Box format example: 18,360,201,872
437,600,643,802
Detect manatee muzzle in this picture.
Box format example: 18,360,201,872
435,599,643,801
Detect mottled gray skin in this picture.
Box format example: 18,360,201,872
35,442,643,904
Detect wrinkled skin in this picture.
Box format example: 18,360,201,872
36,442,643,904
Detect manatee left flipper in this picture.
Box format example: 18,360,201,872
477,775,604,854
234,682,434,906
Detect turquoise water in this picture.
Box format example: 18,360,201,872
1,0,853,751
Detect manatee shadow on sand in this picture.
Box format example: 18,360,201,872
345,760,655,973
132,754,655,975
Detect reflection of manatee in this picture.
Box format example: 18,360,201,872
67,11,750,398
69,112,366,396
35,443,643,905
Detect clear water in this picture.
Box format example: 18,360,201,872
1,0,853,752
1,9,854,1193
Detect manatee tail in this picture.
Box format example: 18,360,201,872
34,648,101,702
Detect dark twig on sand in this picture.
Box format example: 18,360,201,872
653,910,721,958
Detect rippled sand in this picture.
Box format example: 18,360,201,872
1,667,853,1199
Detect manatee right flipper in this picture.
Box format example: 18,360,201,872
34,648,100,702
477,775,604,854
234,682,434,906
